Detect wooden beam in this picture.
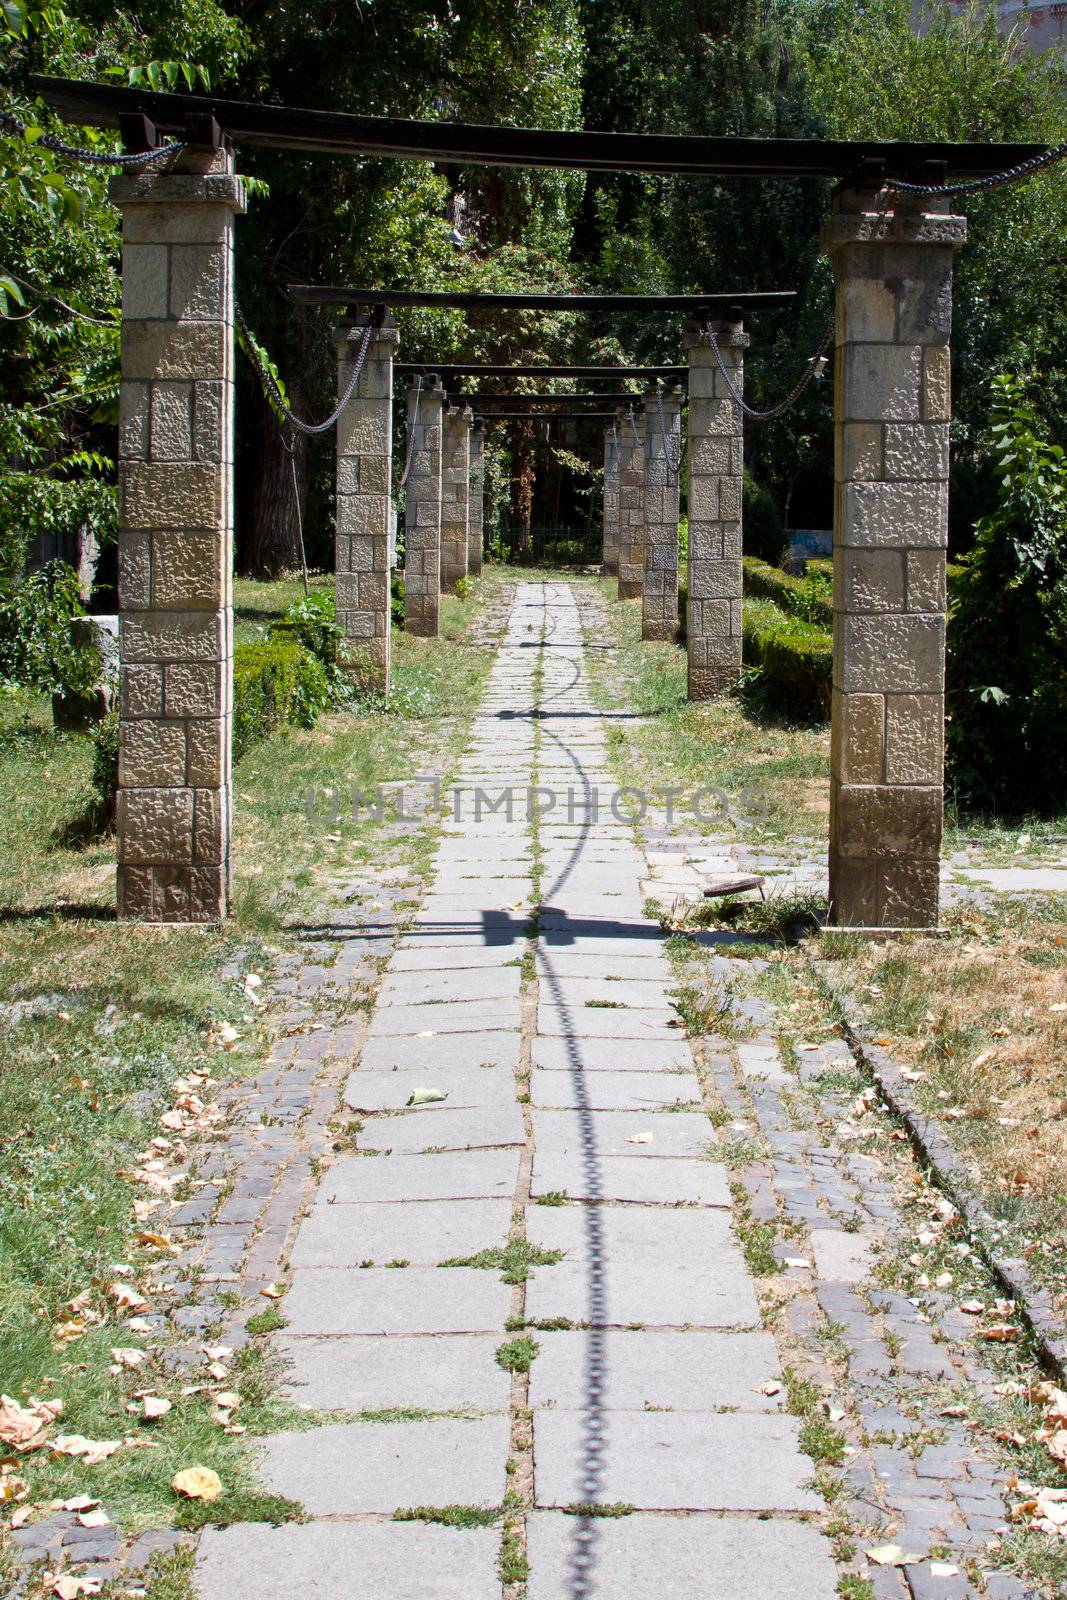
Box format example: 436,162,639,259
398,364,688,379
294,287,795,312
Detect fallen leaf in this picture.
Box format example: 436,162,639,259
9,1504,31,1527
783,1257,812,1269
754,1380,782,1396
109,1283,149,1314
261,1283,282,1299
110,1348,146,1369
172,1465,222,1501
929,1563,959,1578
77,1508,110,1529
51,1435,121,1466
60,1497,98,1512
625,1132,654,1145
0,1472,28,1502
0,1394,63,1452
141,1397,171,1420
214,1393,240,1411
977,1323,1018,1343
959,1300,985,1315
866,1544,922,1567
53,1577,101,1599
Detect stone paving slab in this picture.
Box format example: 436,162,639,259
367,998,523,1037
524,1513,840,1600
282,1267,511,1336
390,944,527,972
358,1104,525,1153
377,966,523,1006
358,1031,522,1073
400,927,527,951
320,1149,519,1204
530,1069,699,1110
525,1204,747,1271
278,1332,510,1413
289,1198,513,1267
528,1329,783,1411
737,1040,789,1083
538,932,666,958
809,1228,874,1285
532,1036,692,1072
197,1522,502,1600
259,1416,510,1514
346,1065,516,1112
538,1003,680,1040
533,1411,821,1510
530,1151,730,1206
549,977,674,1009
532,1107,713,1159
524,1253,757,1328
536,953,672,982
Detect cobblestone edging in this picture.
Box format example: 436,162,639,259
813,961,1067,1382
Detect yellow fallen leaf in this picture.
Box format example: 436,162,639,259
172,1465,222,1501
0,1472,28,1502
866,1544,922,1567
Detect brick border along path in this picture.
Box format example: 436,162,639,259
195,581,840,1599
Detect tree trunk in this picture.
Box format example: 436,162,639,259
236,375,307,578
510,421,534,557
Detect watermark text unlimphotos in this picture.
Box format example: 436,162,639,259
304,778,769,827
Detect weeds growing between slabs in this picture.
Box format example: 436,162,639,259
0,574,494,1537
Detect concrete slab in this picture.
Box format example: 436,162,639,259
547,978,674,1011
290,1198,513,1267
535,954,672,982
533,1410,821,1511
529,1152,730,1207
260,1416,510,1514
358,1104,525,1154
279,1332,510,1413
532,1036,692,1073
377,967,523,1006
531,1069,699,1111
346,1066,515,1112
532,1108,713,1160
737,1041,789,1083
197,1522,501,1600
368,999,523,1037
390,944,527,972
282,1266,511,1336
320,1149,519,1204
810,1228,874,1285
359,1031,522,1073
528,1329,783,1411
524,1513,839,1600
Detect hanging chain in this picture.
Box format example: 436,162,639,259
706,318,834,423
655,385,681,482
0,107,187,167
398,374,422,488
885,139,1067,198
624,407,644,447
235,300,373,436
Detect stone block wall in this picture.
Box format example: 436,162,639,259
111,149,245,922
441,406,472,592
642,384,683,641
685,321,746,698
616,411,646,600
403,379,444,637
334,317,397,692
602,423,620,575
824,193,965,928
468,421,485,578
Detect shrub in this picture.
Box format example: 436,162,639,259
946,375,1067,812
0,562,99,697
233,639,327,760
454,575,473,600
89,710,120,826
742,556,833,628
391,571,405,627
742,596,832,720
743,472,784,564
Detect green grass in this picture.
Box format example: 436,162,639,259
562,1501,636,1517
496,1335,540,1373
535,1190,569,1207
394,1504,502,1527
441,1239,563,1283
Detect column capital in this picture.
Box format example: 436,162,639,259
334,314,399,348
682,321,749,352
109,169,246,213
822,194,967,254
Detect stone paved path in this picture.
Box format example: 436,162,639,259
195,580,840,1597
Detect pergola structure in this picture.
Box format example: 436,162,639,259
34,74,1033,931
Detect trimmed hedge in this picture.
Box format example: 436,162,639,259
742,596,832,720
742,556,833,628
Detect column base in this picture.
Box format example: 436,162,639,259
643,620,677,643
405,612,439,638
688,663,740,700
601,558,619,577
118,862,227,923
828,854,940,930
618,580,642,600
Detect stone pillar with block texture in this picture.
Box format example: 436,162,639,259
823,188,964,929
602,423,620,575
110,145,246,922
468,420,485,578
334,315,397,692
616,411,645,600
684,321,746,698
403,378,444,637
441,405,472,593
642,383,682,641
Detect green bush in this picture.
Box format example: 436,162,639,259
454,575,473,600
90,709,119,826
742,556,833,628
391,571,405,627
742,596,832,721
946,375,1067,812
0,562,99,697
233,639,329,760
743,472,784,564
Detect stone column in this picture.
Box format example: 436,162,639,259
685,321,746,698
468,420,486,578
441,405,472,592
642,382,683,641
616,409,645,600
823,189,965,929
403,378,444,637
601,422,620,575
110,147,246,923
334,315,397,692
